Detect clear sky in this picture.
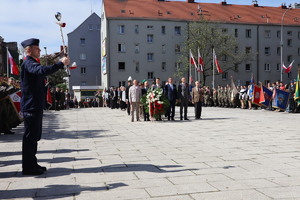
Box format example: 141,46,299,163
0,0,298,55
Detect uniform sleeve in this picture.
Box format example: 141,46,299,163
24,60,64,76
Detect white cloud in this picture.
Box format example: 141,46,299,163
0,0,102,54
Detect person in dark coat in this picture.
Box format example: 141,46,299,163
126,80,132,115
164,77,177,121
20,38,70,175
178,77,191,120
54,87,61,111
141,80,150,121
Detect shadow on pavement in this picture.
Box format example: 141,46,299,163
0,183,128,199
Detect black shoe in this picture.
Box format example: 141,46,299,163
4,130,14,134
168,118,170,121
22,168,44,175
184,118,189,120
180,118,183,120
171,118,175,121
37,164,47,171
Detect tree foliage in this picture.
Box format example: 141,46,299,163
39,55,67,86
176,18,254,85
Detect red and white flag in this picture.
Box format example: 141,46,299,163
282,60,294,73
7,49,19,76
213,49,223,73
9,91,23,120
190,50,198,70
198,48,204,72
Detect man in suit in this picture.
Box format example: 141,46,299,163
129,80,142,122
178,77,190,120
192,81,204,119
164,77,177,121
142,81,150,121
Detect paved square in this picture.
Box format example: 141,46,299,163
0,107,300,199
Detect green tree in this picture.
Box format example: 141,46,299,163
176,18,254,85
39,55,67,86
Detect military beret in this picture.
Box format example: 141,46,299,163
21,38,40,48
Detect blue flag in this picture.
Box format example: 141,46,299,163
272,88,290,110
259,85,273,107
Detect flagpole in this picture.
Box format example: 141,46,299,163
212,48,215,89
189,49,192,84
6,47,9,78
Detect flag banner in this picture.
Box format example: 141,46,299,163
8,90,23,120
213,49,223,73
190,50,198,70
198,48,204,72
282,60,294,74
259,85,273,107
272,88,290,110
294,70,300,106
252,84,261,106
7,49,19,76
46,87,52,106
230,77,238,102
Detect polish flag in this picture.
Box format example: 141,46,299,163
282,60,294,73
190,50,198,70
7,49,19,76
198,48,204,72
213,49,223,73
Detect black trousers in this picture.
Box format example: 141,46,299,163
194,101,202,119
180,98,189,119
22,109,43,170
127,102,131,115
167,99,176,119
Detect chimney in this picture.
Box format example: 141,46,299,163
187,0,195,3
253,3,259,7
221,1,227,5
281,3,287,9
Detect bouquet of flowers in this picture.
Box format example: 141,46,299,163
140,88,170,120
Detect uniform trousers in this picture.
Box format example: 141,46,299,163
22,109,43,170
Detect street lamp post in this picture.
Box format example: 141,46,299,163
280,7,291,82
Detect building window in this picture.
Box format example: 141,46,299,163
162,62,166,72
161,26,166,34
298,31,300,39
80,67,86,74
148,72,154,79
245,64,251,71
234,29,238,37
147,25,153,29
222,72,228,80
147,34,154,43
88,24,93,30
287,31,292,36
118,43,126,52
221,55,227,61
246,29,252,38
118,25,125,34
162,44,166,54
134,43,140,54
118,62,125,70
175,26,181,35
135,25,139,34
264,30,271,38
265,47,270,55
80,53,86,60
276,63,280,71
298,48,300,56
277,30,281,39
277,47,280,56
81,81,87,86
264,63,271,71
80,38,86,45
147,53,154,61
135,62,139,73
119,81,126,87
245,47,251,54
222,28,228,33
96,25,100,30
175,44,181,53
288,55,292,62
287,39,292,47
288,72,291,78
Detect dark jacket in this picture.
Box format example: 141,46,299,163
164,84,177,101
20,56,64,112
178,83,191,100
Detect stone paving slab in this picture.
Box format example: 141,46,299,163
0,107,300,199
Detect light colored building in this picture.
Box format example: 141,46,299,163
101,0,300,88
68,13,101,92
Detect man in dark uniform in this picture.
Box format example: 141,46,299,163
164,77,177,121
20,38,70,175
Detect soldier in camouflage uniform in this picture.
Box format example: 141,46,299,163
212,87,218,107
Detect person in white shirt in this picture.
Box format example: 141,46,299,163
129,80,142,122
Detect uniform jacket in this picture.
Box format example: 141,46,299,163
192,87,204,103
20,56,64,112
